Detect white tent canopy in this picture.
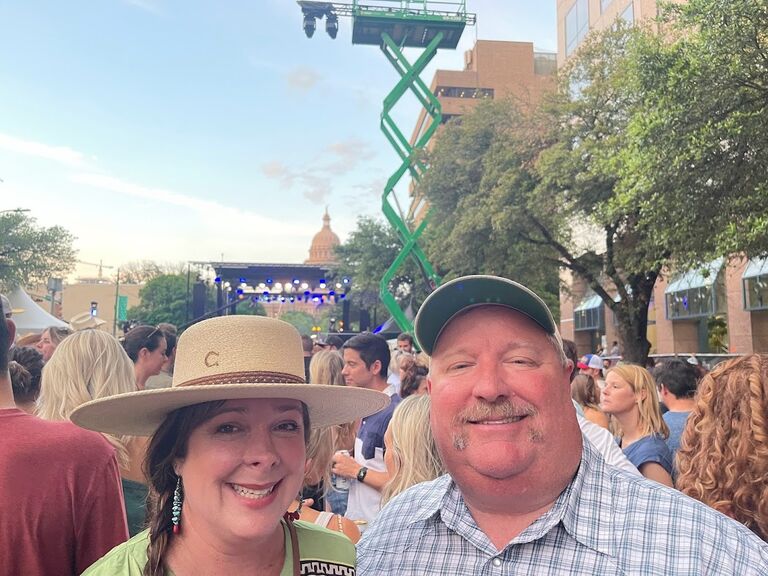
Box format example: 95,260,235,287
6,287,69,335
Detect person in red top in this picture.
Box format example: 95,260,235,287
0,294,128,575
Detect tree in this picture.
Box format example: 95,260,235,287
418,24,664,363
417,102,562,316
0,211,77,290
233,299,266,317
279,310,316,336
119,260,188,284
128,274,190,326
332,216,428,328
625,0,768,264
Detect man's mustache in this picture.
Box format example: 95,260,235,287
455,399,537,424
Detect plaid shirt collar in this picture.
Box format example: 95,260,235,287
405,440,616,557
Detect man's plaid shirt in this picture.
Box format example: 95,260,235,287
357,439,768,575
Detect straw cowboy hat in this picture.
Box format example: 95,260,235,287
69,311,107,331
71,315,390,436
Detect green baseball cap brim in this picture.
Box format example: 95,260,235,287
415,275,559,356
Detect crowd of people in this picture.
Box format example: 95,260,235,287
1,276,766,575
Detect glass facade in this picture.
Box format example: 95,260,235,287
666,286,715,319
665,258,724,320
435,86,494,99
565,0,590,56
743,258,768,311
621,2,635,23
601,0,614,13
574,293,604,331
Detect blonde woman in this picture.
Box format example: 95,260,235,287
290,427,361,543
601,364,674,487
382,394,444,506
36,325,73,362
676,355,768,541
309,350,356,516
36,329,150,535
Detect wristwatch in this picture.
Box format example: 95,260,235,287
356,466,368,483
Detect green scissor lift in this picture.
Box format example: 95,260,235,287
298,1,476,334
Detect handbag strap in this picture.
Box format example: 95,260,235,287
285,517,301,576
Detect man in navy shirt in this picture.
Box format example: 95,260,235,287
332,332,400,526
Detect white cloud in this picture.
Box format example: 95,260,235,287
284,66,322,92
68,172,308,237
0,133,88,167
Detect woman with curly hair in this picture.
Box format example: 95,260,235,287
601,363,674,487
676,355,768,541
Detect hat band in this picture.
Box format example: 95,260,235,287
176,371,305,388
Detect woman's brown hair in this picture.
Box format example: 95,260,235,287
142,401,311,576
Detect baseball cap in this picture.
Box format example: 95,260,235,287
0,294,11,318
577,354,593,370
587,354,604,370
414,275,559,356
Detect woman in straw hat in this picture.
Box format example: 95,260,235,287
73,315,388,576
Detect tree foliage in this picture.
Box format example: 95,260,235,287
279,310,316,335
119,260,188,284
418,6,768,363
128,274,191,326
418,24,667,363
332,216,429,326
0,211,77,290
625,0,768,264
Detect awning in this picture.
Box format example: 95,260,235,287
743,257,768,280
665,257,724,294
574,294,603,312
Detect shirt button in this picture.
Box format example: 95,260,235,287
492,558,502,567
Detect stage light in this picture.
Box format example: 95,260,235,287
303,14,316,38
326,13,338,39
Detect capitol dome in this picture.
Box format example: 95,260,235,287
305,209,340,266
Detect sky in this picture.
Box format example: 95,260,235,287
0,0,557,280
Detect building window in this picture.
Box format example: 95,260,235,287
574,293,604,331
621,2,634,23
601,0,614,13
743,258,768,311
665,258,723,320
435,86,494,99
565,0,590,57
534,52,557,76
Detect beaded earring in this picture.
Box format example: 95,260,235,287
171,476,183,534
284,495,303,522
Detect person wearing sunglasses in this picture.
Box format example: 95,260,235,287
122,325,168,391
